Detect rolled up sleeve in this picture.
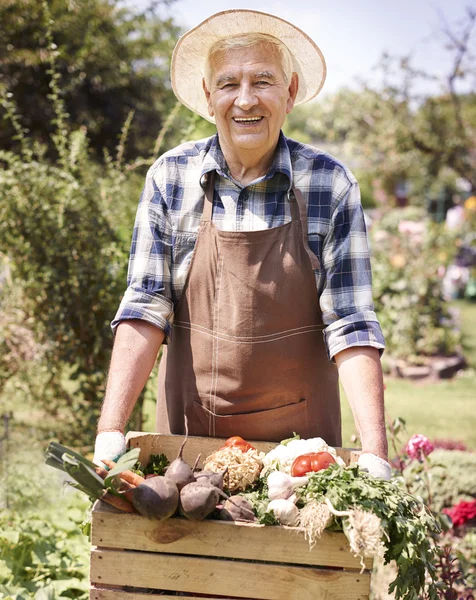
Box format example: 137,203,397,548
320,176,385,360
111,165,175,341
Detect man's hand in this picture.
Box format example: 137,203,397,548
357,452,392,480
93,431,127,467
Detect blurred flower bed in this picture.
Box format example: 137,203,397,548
384,418,476,598
370,207,464,366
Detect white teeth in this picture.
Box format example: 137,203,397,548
233,117,262,122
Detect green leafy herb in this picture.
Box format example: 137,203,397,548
300,464,442,600
133,452,170,477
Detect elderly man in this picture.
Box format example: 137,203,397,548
94,10,391,479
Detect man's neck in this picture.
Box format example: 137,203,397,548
220,142,278,187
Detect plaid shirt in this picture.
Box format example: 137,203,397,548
112,132,385,360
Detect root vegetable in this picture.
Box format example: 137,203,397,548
102,459,145,486
324,498,383,570
194,468,227,490
95,466,109,479
180,482,224,521
165,417,196,490
204,447,262,492
132,476,179,520
297,500,332,549
220,496,256,522
101,491,137,513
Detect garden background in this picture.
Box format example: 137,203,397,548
0,1,475,598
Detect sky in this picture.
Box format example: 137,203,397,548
133,0,475,97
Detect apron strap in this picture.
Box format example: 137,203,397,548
292,187,321,270
203,172,320,270
202,171,215,222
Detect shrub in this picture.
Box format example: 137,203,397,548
371,209,462,363
0,436,90,599
402,449,476,513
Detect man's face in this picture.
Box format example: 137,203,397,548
203,43,298,159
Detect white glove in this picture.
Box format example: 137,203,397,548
93,431,127,468
357,452,392,480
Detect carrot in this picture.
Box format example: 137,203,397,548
102,458,145,486
95,465,109,479
101,491,137,513
117,479,136,504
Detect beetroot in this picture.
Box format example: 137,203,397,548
132,476,179,520
165,417,197,491
180,481,224,521
194,468,227,490
220,496,256,522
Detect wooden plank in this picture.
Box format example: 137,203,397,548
91,501,371,571
91,588,228,600
125,432,361,468
90,548,371,600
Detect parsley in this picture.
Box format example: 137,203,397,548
133,453,170,478
300,464,442,600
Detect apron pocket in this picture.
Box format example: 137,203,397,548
190,398,311,442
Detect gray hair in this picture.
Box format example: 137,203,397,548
204,33,294,87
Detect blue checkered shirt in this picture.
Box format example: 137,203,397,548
112,132,385,360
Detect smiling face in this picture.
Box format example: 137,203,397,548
203,42,298,166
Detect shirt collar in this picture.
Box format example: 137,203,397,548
200,132,293,190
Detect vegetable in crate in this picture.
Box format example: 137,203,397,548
45,442,141,513
164,428,196,490
131,476,179,520
221,436,256,452
297,463,442,600
204,445,263,492
180,481,226,520
220,496,256,522
291,451,336,476
260,436,344,475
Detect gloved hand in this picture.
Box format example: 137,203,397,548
93,431,127,468
357,452,392,480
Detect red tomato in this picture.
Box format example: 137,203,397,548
221,436,256,452
291,452,336,477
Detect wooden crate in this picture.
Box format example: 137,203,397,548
90,433,372,600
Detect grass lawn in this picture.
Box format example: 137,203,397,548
341,299,476,453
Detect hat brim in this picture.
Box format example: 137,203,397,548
171,9,326,123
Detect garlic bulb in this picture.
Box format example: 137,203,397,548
267,471,309,500
268,499,300,526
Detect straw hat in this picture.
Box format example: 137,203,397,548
171,9,327,123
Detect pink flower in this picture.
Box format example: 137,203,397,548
443,500,476,528
405,434,434,461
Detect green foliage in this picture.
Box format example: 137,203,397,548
403,449,476,512
133,453,170,478
0,495,90,599
0,119,129,443
0,2,207,444
301,465,441,600
0,433,90,599
0,0,182,160
370,210,462,363
454,530,476,591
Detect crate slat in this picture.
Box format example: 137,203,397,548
91,589,227,600
91,501,370,571
90,548,371,600
126,432,360,470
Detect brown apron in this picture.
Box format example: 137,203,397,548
157,172,341,445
